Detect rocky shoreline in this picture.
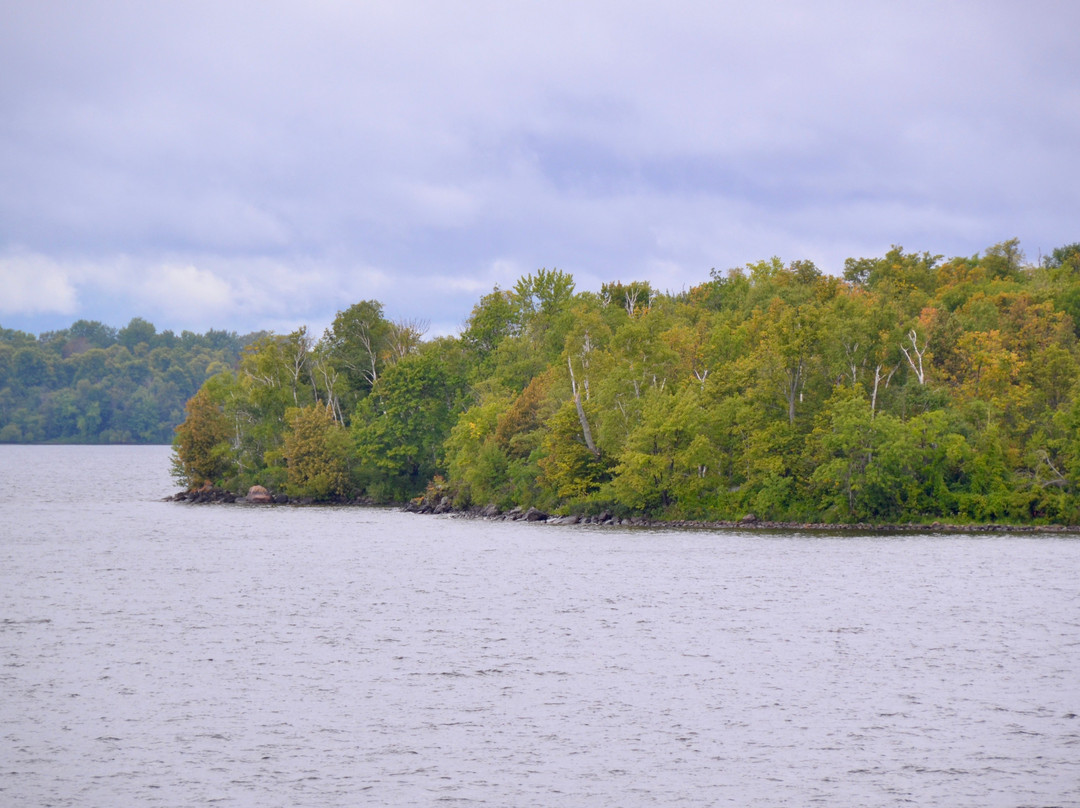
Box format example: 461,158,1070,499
166,485,1080,534
164,484,378,507
405,494,1080,534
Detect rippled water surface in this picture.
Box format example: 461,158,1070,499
2,445,1080,807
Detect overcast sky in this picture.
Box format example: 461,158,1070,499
2,1,1078,338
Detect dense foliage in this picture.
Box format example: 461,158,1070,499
0,319,262,443
174,241,1080,525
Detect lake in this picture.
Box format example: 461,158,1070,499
2,445,1079,807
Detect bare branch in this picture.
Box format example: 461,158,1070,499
568,356,600,457
900,329,927,385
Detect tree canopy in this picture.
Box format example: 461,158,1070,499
167,240,1080,523
0,319,262,444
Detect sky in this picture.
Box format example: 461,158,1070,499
2,1,1078,339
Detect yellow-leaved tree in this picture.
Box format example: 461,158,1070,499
281,403,350,501
172,388,235,488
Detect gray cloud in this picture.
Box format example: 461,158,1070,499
2,0,1078,335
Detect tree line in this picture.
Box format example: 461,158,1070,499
0,318,263,443
173,240,1080,524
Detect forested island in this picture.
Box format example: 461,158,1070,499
0,319,262,443
165,240,1080,525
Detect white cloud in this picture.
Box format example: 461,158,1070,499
0,252,79,315
134,263,235,322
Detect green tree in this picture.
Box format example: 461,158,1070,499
461,288,519,359
445,390,515,507
537,399,611,505
513,268,578,360
118,317,157,351
600,280,653,316
741,298,822,426
351,339,470,500
324,300,392,398
611,384,717,517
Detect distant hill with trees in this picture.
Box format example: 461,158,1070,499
0,318,264,443
170,239,1080,523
